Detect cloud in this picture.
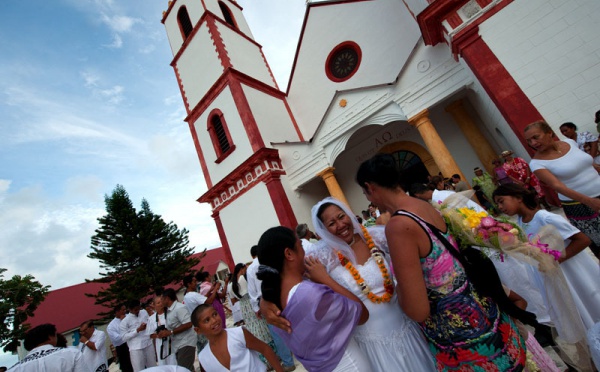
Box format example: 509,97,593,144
0,184,104,289
105,33,123,49
81,71,100,87
100,13,140,33
99,85,124,104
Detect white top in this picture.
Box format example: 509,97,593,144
120,309,152,350
576,131,598,150
226,283,243,323
80,329,108,372
8,344,84,372
147,312,177,365
300,238,315,251
246,258,261,313
519,210,600,329
228,276,249,300
165,301,197,352
530,139,600,200
106,317,125,347
183,291,207,315
140,366,191,372
198,327,266,372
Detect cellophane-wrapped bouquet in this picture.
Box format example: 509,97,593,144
437,194,562,270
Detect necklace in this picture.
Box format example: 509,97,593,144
349,236,356,245
336,225,394,303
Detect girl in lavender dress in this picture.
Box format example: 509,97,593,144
257,226,371,372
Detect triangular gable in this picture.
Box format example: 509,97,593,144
286,0,421,140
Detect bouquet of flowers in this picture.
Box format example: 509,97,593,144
438,194,562,271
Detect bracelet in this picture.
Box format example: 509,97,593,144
84,340,89,345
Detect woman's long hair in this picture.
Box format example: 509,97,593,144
231,263,246,299
256,226,296,310
492,184,539,210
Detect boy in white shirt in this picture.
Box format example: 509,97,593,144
192,304,283,372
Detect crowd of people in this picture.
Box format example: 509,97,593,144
8,117,600,372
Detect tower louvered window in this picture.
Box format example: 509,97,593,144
207,110,235,162
212,115,230,153
178,7,193,39
218,2,237,29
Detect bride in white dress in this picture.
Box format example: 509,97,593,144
307,197,436,371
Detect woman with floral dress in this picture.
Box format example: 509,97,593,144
356,153,526,371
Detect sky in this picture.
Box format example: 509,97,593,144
0,0,305,291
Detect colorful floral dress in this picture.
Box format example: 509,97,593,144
502,157,544,197
395,210,526,372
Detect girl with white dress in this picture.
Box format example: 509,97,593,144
494,184,600,329
306,197,436,371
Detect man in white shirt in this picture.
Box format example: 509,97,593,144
295,223,316,251
8,323,84,372
120,300,155,371
79,320,108,372
182,275,208,315
158,288,196,372
182,274,212,353
247,246,296,371
106,304,133,372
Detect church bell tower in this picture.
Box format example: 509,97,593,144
162,0,302,265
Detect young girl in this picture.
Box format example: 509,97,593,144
256,226,371,372
192,304,283,372
493,184,600,329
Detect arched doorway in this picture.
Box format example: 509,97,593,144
379,141,438,189
389,150,430,189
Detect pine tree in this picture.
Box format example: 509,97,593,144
0,268,49,352
88,185,199,316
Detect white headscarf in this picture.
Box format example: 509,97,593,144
311,197,365,265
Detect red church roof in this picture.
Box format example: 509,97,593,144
26,248,229,333
26,281,109,334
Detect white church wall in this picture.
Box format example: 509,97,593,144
220,183,281,263
242,85,300,143
218,23,276,88
163,0,206,55
394,42,473,119
287,0,421,140
465,74,531,161
428,107,486,179
177,25,225,109
193,86,253,184
480,0,600,134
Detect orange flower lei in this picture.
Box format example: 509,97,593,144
336,225,394,303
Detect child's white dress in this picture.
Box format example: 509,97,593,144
518,210,600,329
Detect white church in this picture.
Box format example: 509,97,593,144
161,0,600,267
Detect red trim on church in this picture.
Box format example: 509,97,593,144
188,119,213,188
453,27,541,153
417,0,538,153
172,64,191,116
264,175,298,229
198,148,286,211
207,16,232,70
283,99,304,142
228,78,266,152
211,212,235,269
417,0,513,47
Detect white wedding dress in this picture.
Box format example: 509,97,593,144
307,227,436,371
